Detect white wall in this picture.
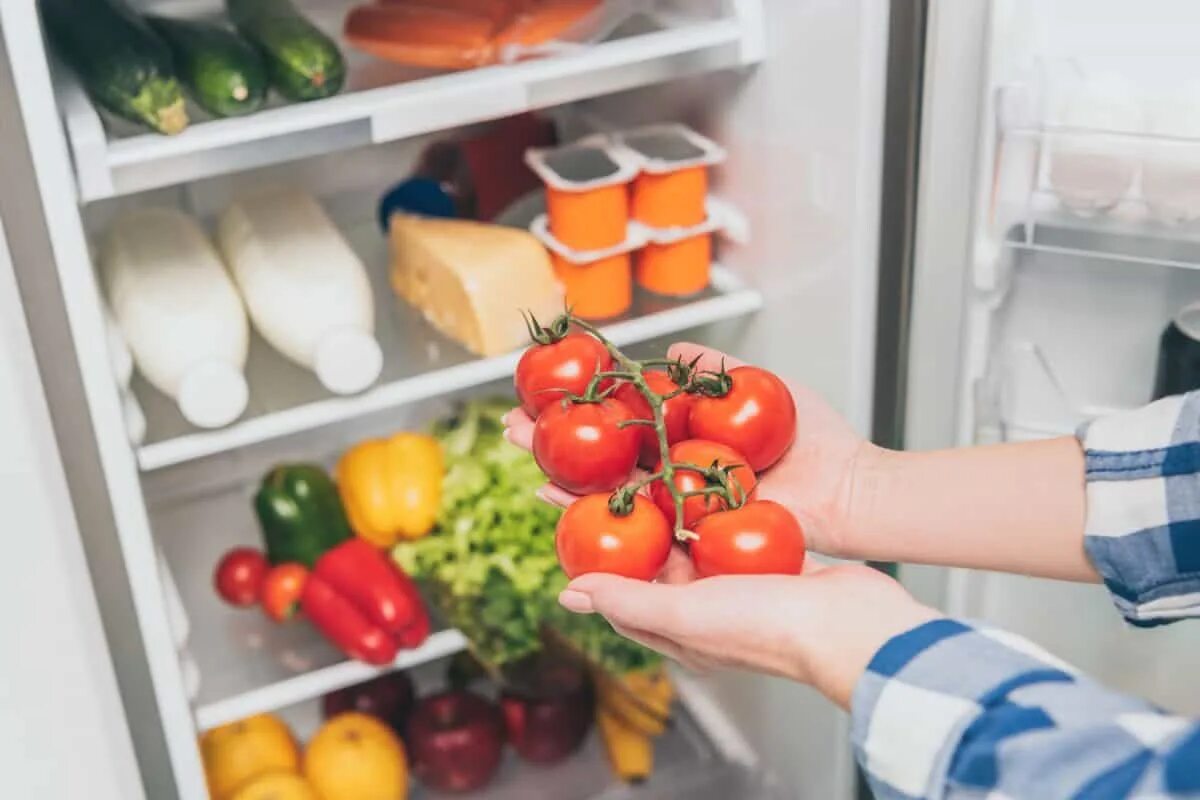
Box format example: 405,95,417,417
0,221,144,799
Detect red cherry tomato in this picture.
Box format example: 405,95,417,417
649,439,757,529
533,398,640,495
689,366,797,471
515,333,614,418
614,371,694,469
556,494,673,580
213,547,269,608
261,563,308,623
691,500,806,577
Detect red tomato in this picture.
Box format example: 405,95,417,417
614,371,694,468
515,333,614,418
533,398,640,495
689,366,797,471
691,500,806,577
261,563,308,623
213,547,268,607
649,439,757,529
556,494,673,580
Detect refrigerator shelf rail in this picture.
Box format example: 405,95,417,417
52,1,763,202
194,630,467,732
265,668,779,800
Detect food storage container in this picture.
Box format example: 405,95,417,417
635,200,726,297
526,142,640,251
618,123,726,228
344,0,628,71
531,214,645,319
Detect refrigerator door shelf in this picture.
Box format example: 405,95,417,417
131,204,762,472
48,0,762,202
992,124,1200,272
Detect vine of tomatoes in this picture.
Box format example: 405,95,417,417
514,313,805,581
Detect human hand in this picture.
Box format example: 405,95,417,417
503,342,874,557
559,552,939,708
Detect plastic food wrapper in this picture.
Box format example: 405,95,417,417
344,0,639,71
530,213,646,319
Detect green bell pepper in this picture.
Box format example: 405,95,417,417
254,464,352,568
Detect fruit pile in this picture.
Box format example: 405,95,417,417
200,708,406,800
200,653,672,798
514,313,806,580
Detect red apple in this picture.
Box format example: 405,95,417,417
322,671,415,735
407,690,505,793
500,656,593,765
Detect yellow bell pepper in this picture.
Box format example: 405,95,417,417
337,432,443,548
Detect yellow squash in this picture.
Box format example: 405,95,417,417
337,433,442,548
597,707,653,784
596,666,674,736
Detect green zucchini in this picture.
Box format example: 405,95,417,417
226,0,345,102
146,16,268,118
41,0,188,134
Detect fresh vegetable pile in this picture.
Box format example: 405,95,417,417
514,312,806,580
212,435,442,665
394,398,659,674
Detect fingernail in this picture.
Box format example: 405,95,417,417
558,589,594,614
500,412,511,426
502,428,516,445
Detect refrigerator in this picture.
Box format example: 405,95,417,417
1,0,1197,797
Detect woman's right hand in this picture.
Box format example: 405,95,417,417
503,341,876,559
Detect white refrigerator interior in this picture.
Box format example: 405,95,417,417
910,0,1200,718
0,0,890,797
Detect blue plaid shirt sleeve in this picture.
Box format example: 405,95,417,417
1078,392,1200,626
851,619,1200,799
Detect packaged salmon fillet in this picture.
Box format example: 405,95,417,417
495,0,604,49
344,4,498,69
344,0,634,71
376,0,521,27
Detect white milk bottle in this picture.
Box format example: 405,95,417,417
100,209,250,429
217,189,382,395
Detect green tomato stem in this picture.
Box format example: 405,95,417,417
566,317,722,543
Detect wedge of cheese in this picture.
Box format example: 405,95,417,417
389,214,565,356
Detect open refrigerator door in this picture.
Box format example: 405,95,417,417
908,0,1200,716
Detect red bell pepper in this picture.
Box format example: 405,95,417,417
300,539,431,665
301,574,397,665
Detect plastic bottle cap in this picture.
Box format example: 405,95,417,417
314,329,383,395
177,361,249,429
1176,302,1200,342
